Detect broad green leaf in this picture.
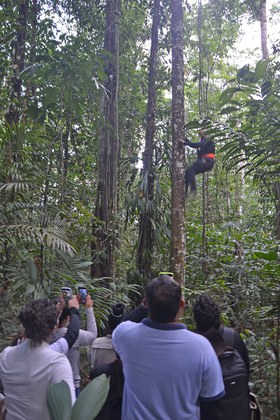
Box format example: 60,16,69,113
254,60,267,80
47,381,72,420
184,120,202,129
219,87,242,105
261,81,272,98
74,261,93,269
236,64,250,82
252,251,278,261
219,106,240,114
71,374,110,420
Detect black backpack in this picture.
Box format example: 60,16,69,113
219,327,250,420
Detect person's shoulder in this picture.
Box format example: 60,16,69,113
185,329,209,341
0,345,13,359
186,330,218,352
46,345,69,363
92,336,109,344
92,335,113,349
113,320,141,337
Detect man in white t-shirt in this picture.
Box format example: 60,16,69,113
113,274,225,420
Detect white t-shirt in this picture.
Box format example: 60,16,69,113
51,307,97,388
0,339,75,420
113,319,225,420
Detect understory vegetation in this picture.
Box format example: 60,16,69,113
0,0,280,418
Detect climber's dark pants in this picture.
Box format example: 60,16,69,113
185,158,215,194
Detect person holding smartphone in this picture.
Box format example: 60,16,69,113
51,293,97,396
10,294,80,356
50,294,80,355
0,299,76,420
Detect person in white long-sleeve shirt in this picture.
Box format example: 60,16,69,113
50,294,97,396
0,299,76,420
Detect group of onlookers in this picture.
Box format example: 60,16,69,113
0,274,251,419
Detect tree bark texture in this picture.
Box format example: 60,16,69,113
6,0,28,125
259,0,269,60
91,0,120,278
137,0,161,280
170,0,186,285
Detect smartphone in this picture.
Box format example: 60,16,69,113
61,287,73,303
78,287,87,304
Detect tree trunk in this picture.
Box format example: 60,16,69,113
91,0,120,278
259,0,269,60
170,0,186,285
274,183,280,240
137,0,161,280
6,0,28,126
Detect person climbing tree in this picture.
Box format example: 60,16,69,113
182,130,215,196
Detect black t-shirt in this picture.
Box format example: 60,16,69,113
187,137,215,158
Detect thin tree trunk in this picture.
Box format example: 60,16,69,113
137,0,161,279
6,0,28,126
259,0,269,60
274,183,280,240
197,0,203,117
24,0,38,114
91,0,120,278
170,0,185,285
60,110,71,204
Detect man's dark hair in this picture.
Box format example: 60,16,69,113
144,274,182,323
19,299,59,346
193,295,221,331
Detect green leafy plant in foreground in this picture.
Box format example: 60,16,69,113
47,374,110,420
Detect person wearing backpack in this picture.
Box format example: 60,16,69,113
193,294,250,420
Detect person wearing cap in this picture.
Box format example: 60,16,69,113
182,130,215,196
112,274,225,420
193,294,250,373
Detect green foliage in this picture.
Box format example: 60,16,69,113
0,1,280,417
47,375,110,420
218,61,280,180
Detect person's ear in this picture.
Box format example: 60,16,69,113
178,298,185,318
143,298,148,308
179,297,185,309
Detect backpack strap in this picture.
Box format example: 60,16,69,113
222,327,235,348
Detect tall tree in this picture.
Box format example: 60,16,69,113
170,0,186,285
137,0,161,279
91,0,120,278
246,0,269,59
5,0,28,126
259,0,269,60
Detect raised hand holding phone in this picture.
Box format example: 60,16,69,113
68,295,79,310
78,287,87,304
85,294,93,308
61,287,73,303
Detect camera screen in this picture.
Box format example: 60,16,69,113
79,288,87,304
61,288,73,302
